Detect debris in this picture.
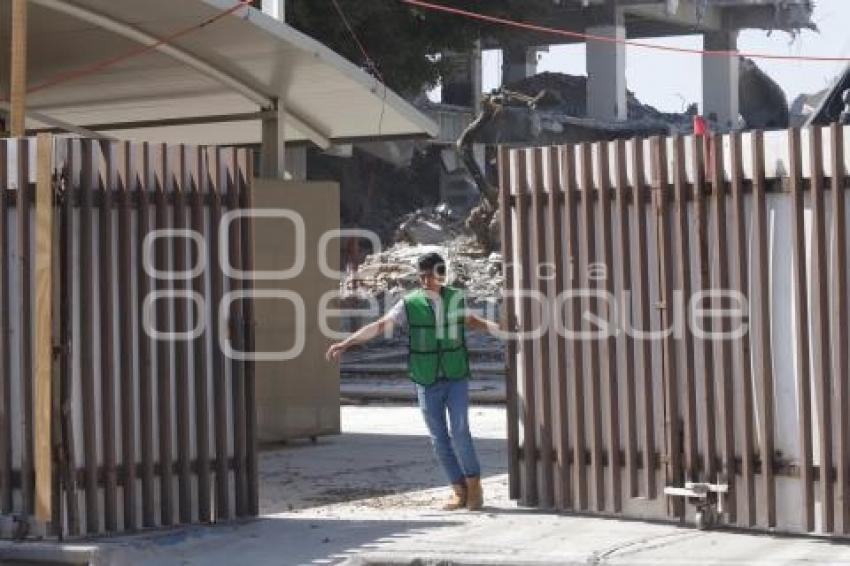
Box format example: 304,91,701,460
802,63,850,127
460,62,790,145
739,57,790,129
395,204,464,245
464,200,500,252
343,234,503,302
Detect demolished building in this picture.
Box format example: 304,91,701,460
321,0,818,297
803,64,850,127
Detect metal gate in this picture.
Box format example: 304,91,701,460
0,136,257,538
499,124,850,536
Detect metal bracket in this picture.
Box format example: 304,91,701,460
664,479,729,530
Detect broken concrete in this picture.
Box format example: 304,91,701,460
343,209,502,303
471,62,789,145
739,57,790,129
804,63,850,127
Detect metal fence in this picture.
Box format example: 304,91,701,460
0,136,257,538
499,124,850,536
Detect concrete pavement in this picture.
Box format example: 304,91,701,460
4,405,850,565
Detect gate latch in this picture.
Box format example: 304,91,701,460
664,480,729,530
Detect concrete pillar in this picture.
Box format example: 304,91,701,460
502,43,538,86
261,0,284,21
702,31,740,131
470,41,482,113
441,43,482,110
261,101,286,179
586,17,627,122
284,146,307,181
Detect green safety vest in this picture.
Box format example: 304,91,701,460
403,286,470,386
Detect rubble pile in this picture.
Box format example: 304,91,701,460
469,62,790,145
394,203,465,245
343,205,503,302
503,71,693,128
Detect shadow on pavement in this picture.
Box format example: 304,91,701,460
81,516,463,566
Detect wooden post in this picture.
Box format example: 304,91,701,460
34,133,53,523
0,2,10,134
10,0,27,136
498,147,521,501
789,127,814,531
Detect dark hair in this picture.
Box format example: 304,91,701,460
417,252,446,276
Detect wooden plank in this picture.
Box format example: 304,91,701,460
730,132,756,527
208,148,230,520
831,124,849,534
529,148,554,509
613,139,638,499
237,150,258,516
498,147,521,501
0,140,10,514
99,141,118,532
174,146,193,524
514,149,538,506
9,0,27,136
33,134,53,524
630,138,656,499
750,130,776,529
191,147,212,523
50,170,61,535
671,136,697,485
578,143,604,512
137,143,156,528
596,141,621,513
691,134,717,485
79,140,99,533
788,127,814,532
225,149,248,517
57,140,79,536
17,138,34,516
807,125,833,533
651,137,682,519
547,146,570,510
46,141,59,536
709,132,736,524
154,144,175,526
0,5,7,113
117,142,137,531
562,144,587,510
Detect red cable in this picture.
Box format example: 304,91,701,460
401,0,850,63
329,0,384,82
1,0,251,102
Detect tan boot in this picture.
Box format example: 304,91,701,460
465,476,483,510
443,483,467,511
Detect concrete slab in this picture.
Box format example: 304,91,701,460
5,406,850,565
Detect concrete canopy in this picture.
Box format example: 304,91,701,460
1,0,438,146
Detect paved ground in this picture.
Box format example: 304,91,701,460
4,405,850,565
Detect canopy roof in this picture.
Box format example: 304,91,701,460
1,0,438,146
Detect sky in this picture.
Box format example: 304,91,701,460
474,0,850,113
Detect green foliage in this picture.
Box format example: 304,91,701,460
287,0,539,97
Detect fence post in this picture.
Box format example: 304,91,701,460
34,133,54,525
9,0,27,136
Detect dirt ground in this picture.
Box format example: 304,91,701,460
258,404,509,516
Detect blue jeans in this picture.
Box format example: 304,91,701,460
415,378,481,485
